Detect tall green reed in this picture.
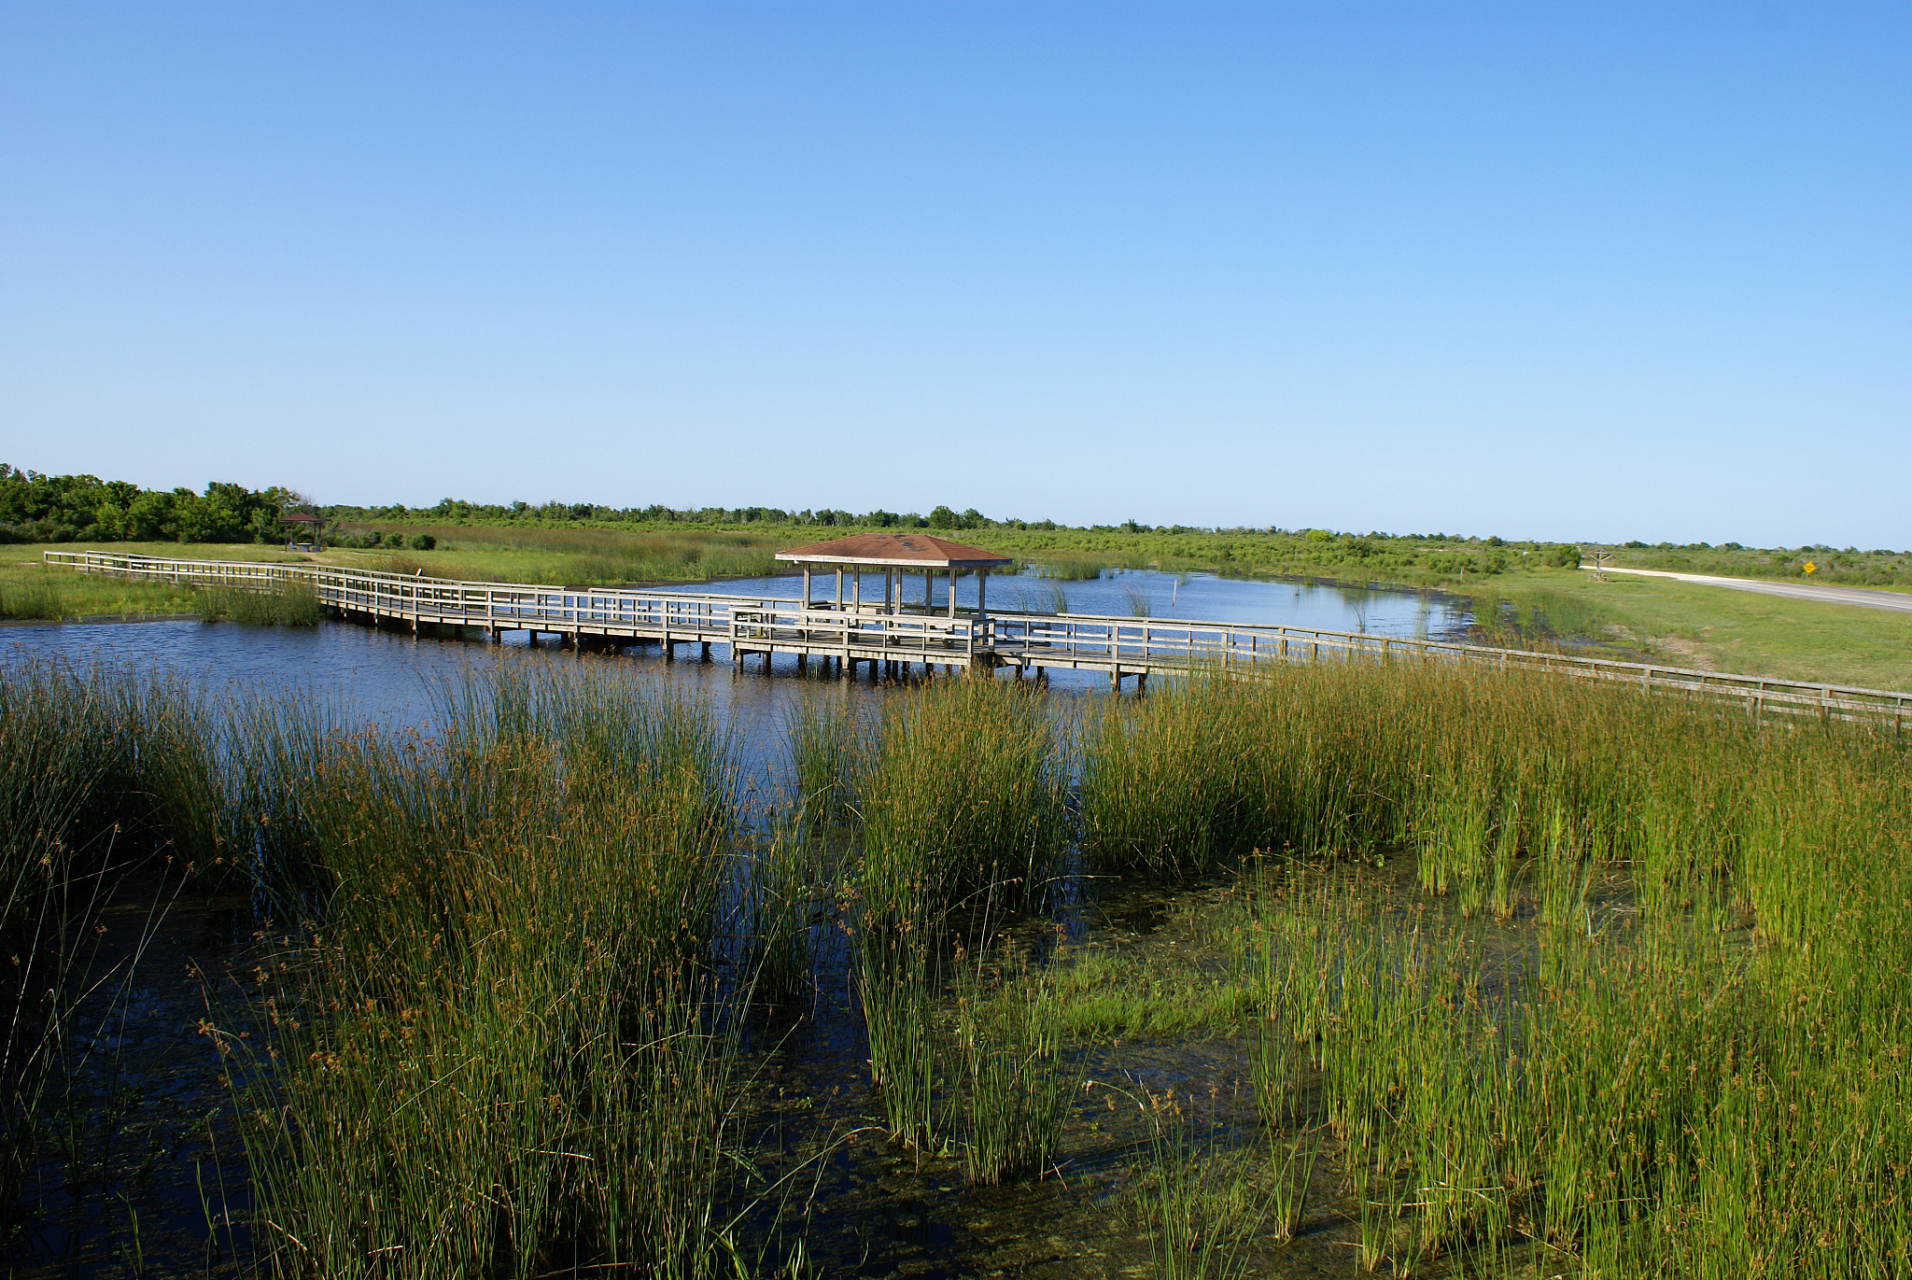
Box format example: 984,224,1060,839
194,579,321,626
952,942,1080,1185
0,661,231,1241
858,675,1065,922
227,662,767,1279
784,692,863,831
852,677,1065,1159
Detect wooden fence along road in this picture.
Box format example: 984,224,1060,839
43,550,1912,731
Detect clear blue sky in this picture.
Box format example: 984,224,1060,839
3,4,1907,546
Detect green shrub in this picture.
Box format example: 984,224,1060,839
409,533,436,550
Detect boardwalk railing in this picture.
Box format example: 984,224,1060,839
982,610,1911,728
42,550,1911,729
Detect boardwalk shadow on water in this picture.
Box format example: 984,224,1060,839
2,623,1909,1277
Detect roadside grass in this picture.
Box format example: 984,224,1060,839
1527,570,1912,689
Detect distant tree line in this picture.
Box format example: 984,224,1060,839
327,498,1017,531
0,465,306,544
8,466,1907,587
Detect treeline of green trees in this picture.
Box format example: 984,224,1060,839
327,497,1582,546
0,465,303,545
329,497,1009,531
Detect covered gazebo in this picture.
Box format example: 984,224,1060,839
775,532,1012,618
282,510,326,550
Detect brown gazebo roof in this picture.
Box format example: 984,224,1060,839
775,532,1013,569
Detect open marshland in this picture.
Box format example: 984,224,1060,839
15,525,1912,690
2,627,1909,1278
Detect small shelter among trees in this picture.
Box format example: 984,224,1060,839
282,510,326,549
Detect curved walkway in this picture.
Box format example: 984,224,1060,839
1590,566,1912,615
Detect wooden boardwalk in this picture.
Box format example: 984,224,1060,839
43,550,1911,730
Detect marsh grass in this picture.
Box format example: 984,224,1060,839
1225,701,1912,1273
333,524,785,587
1468,584,1623,649
1079,655,1912,1271
952,942,1081,1185
858,676,1065,922
1029,554,1113,581
210,662,795,1279
192,579,321,626
741,822,832,1007
7,620,1910,1276
784,693,864,831
1048,948,1254,1040
1132,1101,1273,1280
0,575,62,620
857,930,944,1153
0,666,114,1223
850,677,1070,1167
0,661,234,1250
0,560,197,620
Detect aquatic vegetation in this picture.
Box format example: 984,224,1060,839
192,578,322,626
783,691,864,830
858,676,1065,922
4,638,1909,1275
225,666,757,1278
1048,948,1255,1040
1233,706,1912,1272
1132,1101,1273,1280
857,927,943,1152
953,944,1081,1185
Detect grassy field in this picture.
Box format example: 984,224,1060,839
1490,570,1912,690
317,521,787,584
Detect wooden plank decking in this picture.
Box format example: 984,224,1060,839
41,550,1912,729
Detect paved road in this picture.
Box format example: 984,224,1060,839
1587,566,1912,615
